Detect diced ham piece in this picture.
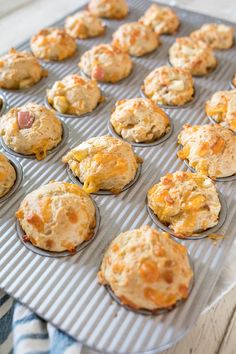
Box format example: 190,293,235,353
17,111,35,129
91,66,105,81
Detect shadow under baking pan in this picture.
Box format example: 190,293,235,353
146,191,227,241
140,85,197,110
0,155,23,204
0,120,69,160
104,252,194,316
16,198,101,258
107,118,174,148
66,163,142,196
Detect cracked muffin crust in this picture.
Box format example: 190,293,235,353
78,43,133,83
88,0,128,19
139,4,180,35
98,225,193,310
16,181,96,252
148,171,221,237
206,90,236,132
0,153,16,198
169,37,217,76
62,136,142,194
31,28,77,61
0,103,63,160
47,74,103,116
64,10,105,39
142,66,194,106
178,124,236,178
0,48,47,90
190,23,234,50
110,98,170,143
112,22,160,57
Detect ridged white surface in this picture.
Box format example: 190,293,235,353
0,1,236,353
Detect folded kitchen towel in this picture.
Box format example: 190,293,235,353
0,289,90,354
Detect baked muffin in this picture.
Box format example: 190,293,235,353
139,4,180,35
190,23,234,50
0,153,16,198
148,171,221,237
31,28,77,61
0,103,63,160
110,98,170,143
206,90,236,132
142,66,194,106
98,225,193,310
16,181,96,252
64,10,105,39
178,124,236,178
88,0,128,19
232,73,236,88
78,43,133,83
112,22,160,57
169,37,217,76
0,48,47,90
47,74,102,116
62,136,142,194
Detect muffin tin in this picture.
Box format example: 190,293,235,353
0,1,236,353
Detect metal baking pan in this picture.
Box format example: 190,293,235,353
0,1,236,353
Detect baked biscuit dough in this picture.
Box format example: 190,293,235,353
110,98,170,143
0,48,47,90
0,103,62,160
169,37,217,76
139,4,180,35
64,10,105,39
62,136,142,194
148,171,221,237
31,28,77,61
206,90,236,132
78,44,133,83
47,74,102,116
112,22,160,57
0,153,16,198
88,0,128,19
178,124,236,178
16,181,96,252
143,66,194,106
98,225,193,310
191,23,234,50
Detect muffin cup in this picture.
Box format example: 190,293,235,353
16,198,101,258
107,117,174,147
104,253,194,315
229,76,236,90
44,91,106,119
179,145,236,182
0,155,23,203
167,58,219,77
146,191,227,240
140,85,197,110
0,92,7,116
66,163,142,195
1,120,69,160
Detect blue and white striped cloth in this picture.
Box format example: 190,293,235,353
0,289,93,354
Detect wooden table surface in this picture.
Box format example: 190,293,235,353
0,1,236,353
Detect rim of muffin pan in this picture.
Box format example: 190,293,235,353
178,145,236,182
140,84,197,110
44,89,106,119
0,92,7,116
104,251,194,316
107,116,174,147
0,155,23,203
0,120,69,159
16,197,101,257
146,190,227,241
66,163,142,196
